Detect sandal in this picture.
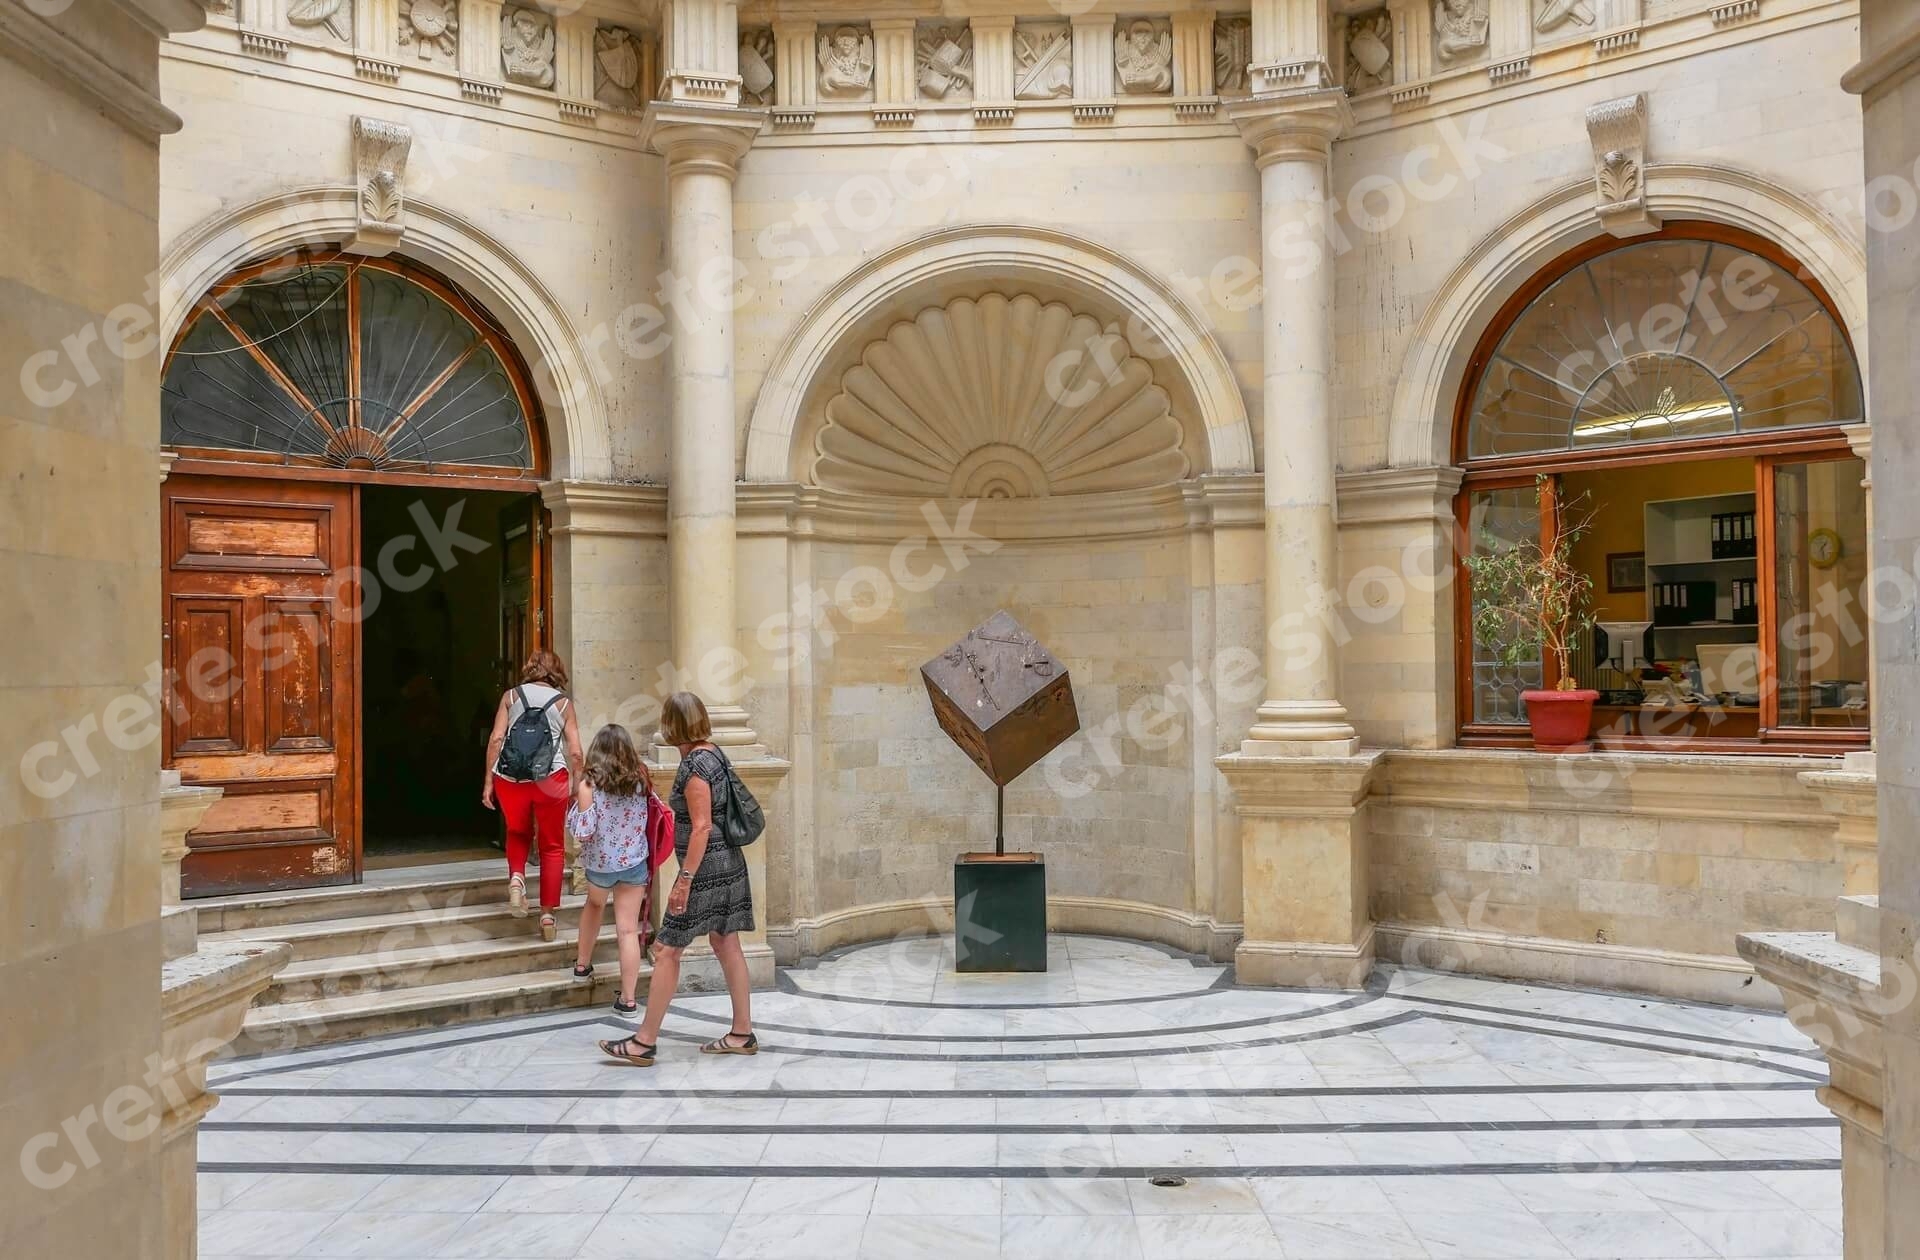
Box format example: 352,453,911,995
540,912,557,943
571,962,594,981
507,874,528,917
612,997,638,1016
597,1034,655,1067
701,1031,758,1056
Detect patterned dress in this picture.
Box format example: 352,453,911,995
659,746,755,947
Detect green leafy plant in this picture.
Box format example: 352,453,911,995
1466,476,1598,691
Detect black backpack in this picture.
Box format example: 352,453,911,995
496,686,562,781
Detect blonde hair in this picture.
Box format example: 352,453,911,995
659,691,712,746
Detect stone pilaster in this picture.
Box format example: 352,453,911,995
457,0,505,101
972,16,1016,121
1068,16,1113,121
160,941,291,1260
1248,0,1332,90
1846,8,1920,1253
1216,751,1381,987
352,0,400,80
871,18,917,124
661,0,741,103
1739,928,1885,1260
644,103,765,757
554,11,599,119
771,19,818,124
1228,91,1359,757
159,772,222,961
1803,762,1880,896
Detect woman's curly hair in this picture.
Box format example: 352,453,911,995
584,723,651,796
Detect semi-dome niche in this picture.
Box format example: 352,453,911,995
810,292,1193,499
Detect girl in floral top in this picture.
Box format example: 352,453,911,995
567,724,655,1015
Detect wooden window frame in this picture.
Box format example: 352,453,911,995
1452,223,1869,755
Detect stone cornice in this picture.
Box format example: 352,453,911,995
0,0,193,139
1335,465,1465,527
642,100,768,171
539,478,668,537
1225,89,1351,166
1843,2,1920,97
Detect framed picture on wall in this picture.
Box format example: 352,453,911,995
1607,551,1646,593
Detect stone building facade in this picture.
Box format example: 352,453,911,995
135,0,1886,1000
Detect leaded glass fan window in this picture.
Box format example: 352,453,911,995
163,254,538,475
1466,239,1863,460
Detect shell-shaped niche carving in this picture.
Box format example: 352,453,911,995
812,293,1191,499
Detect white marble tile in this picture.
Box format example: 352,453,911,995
876,1131,999,1167
227,1172,386,1213
738,1176,876,1216
716,1212,868,1260
481,1173,630,1214
577,1211,734,1260
1002,1213,1146,1259
1379,1171,1531,1216
1268,1212,1428,1259
869,1176,1002,1216
1250,1174,1394,1216
1668,1209,1845,1257
303,1211,472,1257
1401,1209,1575,1258
1536,1209,1719,1258
354,1174,509,1213
609,1175,754,1216
197,1171,268,1208
1126,1175,1262,1215
999,1176,1134,1215
857,1213,1000,1260
434,1209,603,1257
1134,1212,1284,1258
197,1210,340,1256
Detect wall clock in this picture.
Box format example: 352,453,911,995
1808,527,1843,569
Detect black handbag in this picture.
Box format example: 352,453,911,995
717,754,765,847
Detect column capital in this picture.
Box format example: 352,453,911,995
643,101,766,175
1227,89,1351,166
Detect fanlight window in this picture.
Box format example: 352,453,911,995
1466,239,1863,460
163,254,537,475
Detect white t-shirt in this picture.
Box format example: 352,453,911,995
504,684,570,775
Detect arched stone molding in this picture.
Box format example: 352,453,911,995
743,223,1255,484
1384,163,1870,470
156,189,610,478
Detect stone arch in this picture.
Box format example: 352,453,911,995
156,189,610,478
743,223,1254,484
1385,163,1869,470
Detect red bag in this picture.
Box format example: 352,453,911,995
645,790,675,873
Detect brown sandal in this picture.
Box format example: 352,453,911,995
701,1031,758,1056
597,1035,655,1067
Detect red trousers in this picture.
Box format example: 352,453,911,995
494,770,569,909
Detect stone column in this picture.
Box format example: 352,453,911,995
1848,5,1920,1254
1228,90,1358,758
647,102,766,756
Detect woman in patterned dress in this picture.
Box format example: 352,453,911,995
599,692,757,1064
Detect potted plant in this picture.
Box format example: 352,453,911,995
1466,476,1599,752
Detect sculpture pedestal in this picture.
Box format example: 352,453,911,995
954,853,1047,973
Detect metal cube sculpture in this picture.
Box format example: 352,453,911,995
920,610,1080,787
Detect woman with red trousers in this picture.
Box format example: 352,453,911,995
482,651,585,941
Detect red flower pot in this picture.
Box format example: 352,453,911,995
1522,688,1599,753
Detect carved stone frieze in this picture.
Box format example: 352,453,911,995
287,0,351,42
500,5,555,89
1014,21,1072,100
1213,16,1251,93
1535,0,1595,32
817,24,874,100
1114,17,1173,95
739,27,775,106
594,26,646,111
1345,10,1393,93
1433,0,1489,64
398,0,457,66
916,23,973,101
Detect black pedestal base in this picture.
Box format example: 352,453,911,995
954,853,1047,973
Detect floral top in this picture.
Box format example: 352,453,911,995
567,789,654,874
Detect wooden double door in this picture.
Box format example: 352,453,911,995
164,473,543,897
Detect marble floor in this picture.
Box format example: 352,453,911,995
198,935,1842,1259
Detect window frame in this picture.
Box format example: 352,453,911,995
1452,223,1867,754
161,247,549,493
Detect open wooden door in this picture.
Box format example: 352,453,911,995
497,496,548,687
163,474,360,895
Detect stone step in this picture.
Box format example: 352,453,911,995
262,925,625,1005
233,966,636,1055
203,897,590,962
193,869,512,933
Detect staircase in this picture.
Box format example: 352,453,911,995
195,860,632,1054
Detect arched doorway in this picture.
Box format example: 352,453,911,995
160,248,551,895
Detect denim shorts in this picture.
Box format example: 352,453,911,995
584,861,650,890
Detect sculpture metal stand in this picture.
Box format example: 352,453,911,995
921,611,1079,973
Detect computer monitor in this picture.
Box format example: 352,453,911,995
1595,621,1653,673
